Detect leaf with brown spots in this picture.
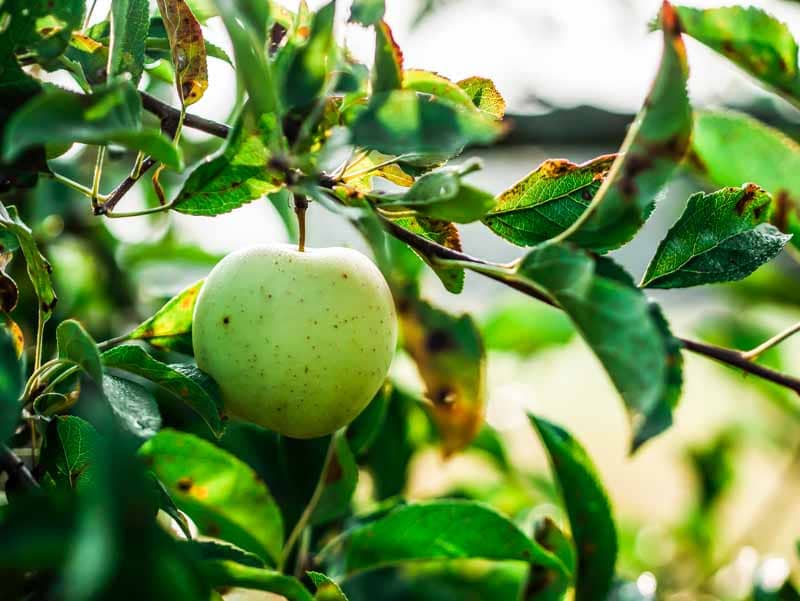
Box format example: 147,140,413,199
673,5,800,105
102,345,223,437
690,109,800,252
128,279,203,353
642,184,790,288
140,429,283,565
530,415,617,601
155,0,208,105
399,297,485,455
484,154,615,246
563,1,692,251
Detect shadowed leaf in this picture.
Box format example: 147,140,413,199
530,416,617,601
0,327,23,444
39,416,101,492
57,319,103,385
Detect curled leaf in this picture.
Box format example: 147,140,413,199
156,0,208,105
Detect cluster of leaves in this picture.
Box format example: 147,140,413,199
1,0,800,599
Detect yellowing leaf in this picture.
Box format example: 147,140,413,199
399,298,486,455
156,0,208,105
128,279,203,353
458,76,506,120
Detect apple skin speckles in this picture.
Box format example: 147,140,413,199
192,244,398,438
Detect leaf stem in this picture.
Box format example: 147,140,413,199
294,194,309,253
96,333,131,351
47,172,105,201
278,433,338,572
90,146,106,211
741,321,800,361
39,365,80,397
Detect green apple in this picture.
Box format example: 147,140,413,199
192,244,397,438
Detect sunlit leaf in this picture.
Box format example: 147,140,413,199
102,345,223,437
156,0,209,105
530,415,617,601
642,185,790,288
332,500,566,575
140,430,284,565
399,297,485,454
674,5,800,104
690,109,800,250
373,21,403,93
3,81,183,169
513,243,682,450
405,70,479,114
284,1,337,109
109,0,150,84
57,319,103,385
457,76,506,119
352,89,504,158
128,279,203,353
173,108,282,215
483,154,615,246
564,2,691,251
309,571,349,601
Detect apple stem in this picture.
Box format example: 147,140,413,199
294,193,309,252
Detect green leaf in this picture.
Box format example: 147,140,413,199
483,154,615,246
0,327,23,444
642,185,791,288
674,5,800,104
690,109,800,250
383,160,496,223
284,1,337,109
215,0,277,116
351,89,503,158
156,0,209,105
530,416,617,601
563,4,691,251
172,108,281,215
141,430,284,565
0,205,57,319
109,0,150,84
151,473,195,539
182,539,265,568
457,77,506,119
372,21,403,93
127,279,203,353
334,500,566,576
404,70,480,114
56,319,103,384
103,373,162,440
199,560,313,601
312,432,358,525
481,299,574,356
3,81,183,169
309,571,349,601
514,243,682,450
347,382,391,456
39,416,101,492
350,0,385,26
102,345,223,437
399,297,486,455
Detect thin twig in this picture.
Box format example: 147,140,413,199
742,321,800,361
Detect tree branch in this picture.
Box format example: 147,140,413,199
367,202,800,397
139,92,231,139
0,443,38,490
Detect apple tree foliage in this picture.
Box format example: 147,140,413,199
0,0,799,599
